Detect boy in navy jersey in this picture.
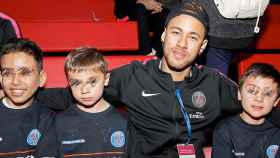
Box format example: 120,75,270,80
0,38,57,157
56,47,127,158
212,63,280,158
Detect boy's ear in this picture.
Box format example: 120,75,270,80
104,73,110,86
39,70,47,87
0,73,4,99
161,29,166,43
0,72,2,87
273,97,280,107
238,89,242,101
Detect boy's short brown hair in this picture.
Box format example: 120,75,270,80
64,47,107,77
0,38,43,71
239,63,280,97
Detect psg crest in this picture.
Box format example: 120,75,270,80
111,131,125,148
27,129,41,146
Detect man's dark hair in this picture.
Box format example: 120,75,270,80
165,1,209,35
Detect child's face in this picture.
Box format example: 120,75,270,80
0,52,46,107
239,76,279,123
67,68,108,108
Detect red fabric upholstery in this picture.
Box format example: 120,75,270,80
19,22,138,52
0,0,115,21
0,0,139,51
238,53,280,78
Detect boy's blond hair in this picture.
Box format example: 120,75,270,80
64,47,108,78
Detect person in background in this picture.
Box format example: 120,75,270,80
0,12,21,47
212,63,280,158
114,0,180,55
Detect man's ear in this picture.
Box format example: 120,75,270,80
161,28,166,43
104,73,110,86
39,70,47,87
238,89,242,101
199,39,208,56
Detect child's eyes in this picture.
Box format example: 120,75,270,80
1,70,10,77
89,80,96,86
247,87,258,95
246,86,276,98
263,91,273,97
1,68,34,77
20,69,33,76
69,81,81,87
69,79,97,88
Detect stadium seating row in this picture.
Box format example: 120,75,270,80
1,0,138,51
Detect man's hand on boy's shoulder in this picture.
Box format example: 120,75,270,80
36,87,73,110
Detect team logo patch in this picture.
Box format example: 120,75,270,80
191,91,206,108
27,129,41,146
110,131,125,148
266,145,279,158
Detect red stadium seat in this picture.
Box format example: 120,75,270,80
19,22,138,52
0,0,116,21
0,0,139,52
238,53,280,78
254,5,280,49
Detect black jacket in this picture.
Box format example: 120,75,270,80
104,59,241,158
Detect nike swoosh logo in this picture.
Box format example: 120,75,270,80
142,90,160,97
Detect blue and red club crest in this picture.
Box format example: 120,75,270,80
26,129,41,146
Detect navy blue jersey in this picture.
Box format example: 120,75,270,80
56,104,127,158
0,98,58,158
212,115,280,158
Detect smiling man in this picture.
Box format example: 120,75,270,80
103,2,240,158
